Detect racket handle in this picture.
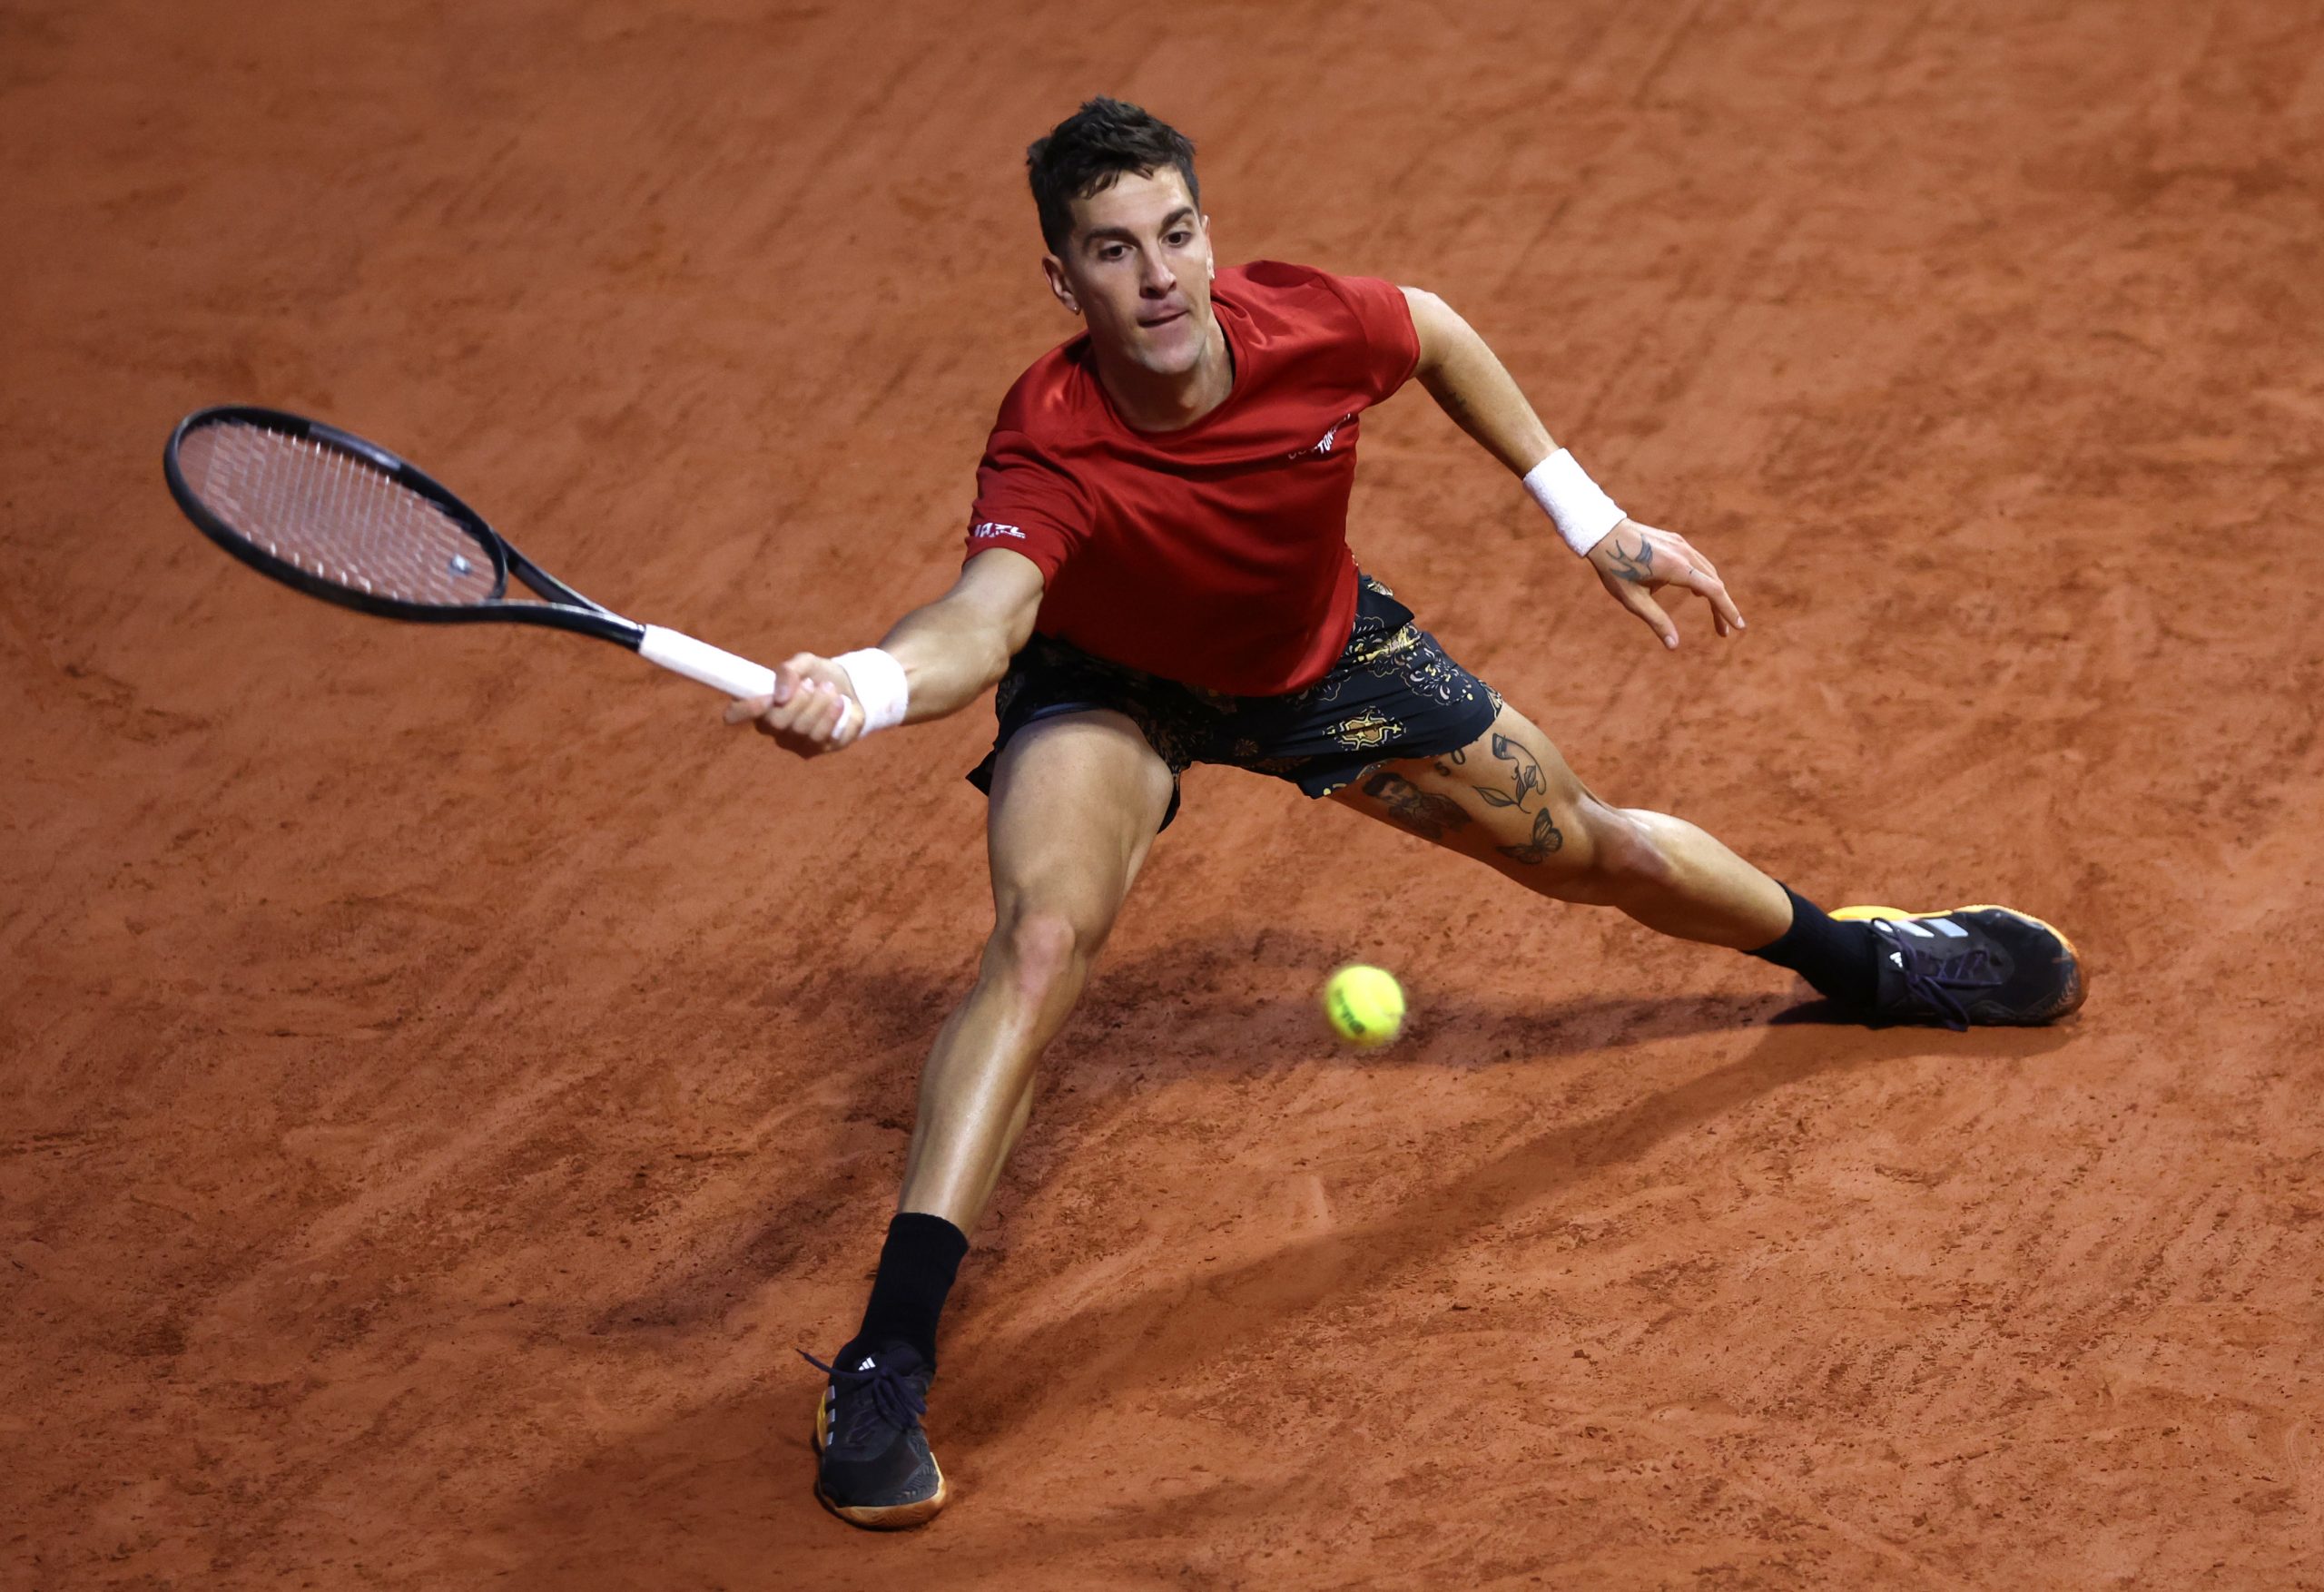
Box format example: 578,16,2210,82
637,624,779,699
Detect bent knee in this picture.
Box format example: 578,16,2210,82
988,905,1097,1007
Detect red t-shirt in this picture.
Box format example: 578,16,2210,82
963,260,1419,695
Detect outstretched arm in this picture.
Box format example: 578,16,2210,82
725,547,1045,758
1401,286,1745,651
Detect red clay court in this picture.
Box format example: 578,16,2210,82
5,1,2321,1586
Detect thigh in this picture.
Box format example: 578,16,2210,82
986,707,1176,942
1330,702,1609,880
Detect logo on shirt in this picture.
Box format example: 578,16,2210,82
970,521,1027,541
1288,413,1357,461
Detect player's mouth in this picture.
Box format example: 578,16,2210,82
1138,308,1187,329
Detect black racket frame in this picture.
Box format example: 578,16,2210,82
162,405,645,647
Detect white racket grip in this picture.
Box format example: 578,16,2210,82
637,624,779,700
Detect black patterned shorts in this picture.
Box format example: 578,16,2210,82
967,574,1502,829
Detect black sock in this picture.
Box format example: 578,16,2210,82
1745,884,1880,1008
842,1212,969,1369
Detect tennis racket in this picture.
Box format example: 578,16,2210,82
162,404,782,701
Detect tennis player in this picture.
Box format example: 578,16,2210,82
732,98,2085,1528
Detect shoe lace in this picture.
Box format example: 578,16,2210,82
799,1349,927,1440
1888,930,2003,1033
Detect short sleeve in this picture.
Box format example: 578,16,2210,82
964,428,1088,579
1324,272,1421,405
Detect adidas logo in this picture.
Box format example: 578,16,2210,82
1885,917,1968,939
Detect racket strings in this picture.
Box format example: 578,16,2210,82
180,421,499,606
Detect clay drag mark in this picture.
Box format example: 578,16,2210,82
5,0,2323,1587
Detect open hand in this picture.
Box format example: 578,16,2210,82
724,653,864,757
1585,519,1745,650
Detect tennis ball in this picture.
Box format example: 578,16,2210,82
1322,963,1405,1047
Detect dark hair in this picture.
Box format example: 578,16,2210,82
1026,97,1200,253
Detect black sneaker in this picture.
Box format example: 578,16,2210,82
801,1342,948,1528
1833,904,2085,1029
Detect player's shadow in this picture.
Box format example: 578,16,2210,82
579,929,1772,1341
1044,921,1777,1075
499,991,2073,1578
934,1011,2078,1442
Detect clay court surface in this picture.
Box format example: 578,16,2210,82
7,0,2324,1585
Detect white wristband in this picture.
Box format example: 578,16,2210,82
1522,448,1627,556
832,647,910,736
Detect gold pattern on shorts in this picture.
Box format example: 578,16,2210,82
987,572,1498,799
1328,710,1403,751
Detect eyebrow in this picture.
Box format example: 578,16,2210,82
1080,206,1196,248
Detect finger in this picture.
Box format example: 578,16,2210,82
1642,527,1713,580
831,694,866,747
807,683,850,742
756,692,822,736
725,693,773,725
1623,586,1680,650
1676,564,1746,634
1700,573,1747,633
755,693,805,731
790,685,832,742
773,655,821,706
1665,540,1741,629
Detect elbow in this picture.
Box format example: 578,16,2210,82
982,631,1018,692
976,614,1031,692
1000,592,1041,666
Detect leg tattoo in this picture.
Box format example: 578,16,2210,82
1500,808,1564,864
1480,732,1548,811
1481,730,1564,862
1361,770,1472,841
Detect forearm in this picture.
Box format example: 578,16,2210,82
877,602,1019,722
863,548,1045,725
739,553,1040,756
1403,287,1632,560
1408,290,1554,477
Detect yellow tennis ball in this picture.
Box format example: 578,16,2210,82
1322,964,1405,1047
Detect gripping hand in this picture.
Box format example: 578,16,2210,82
724,653,865,757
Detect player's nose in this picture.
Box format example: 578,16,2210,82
1138,246,1177,295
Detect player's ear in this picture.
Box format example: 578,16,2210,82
1041,253,1081,318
